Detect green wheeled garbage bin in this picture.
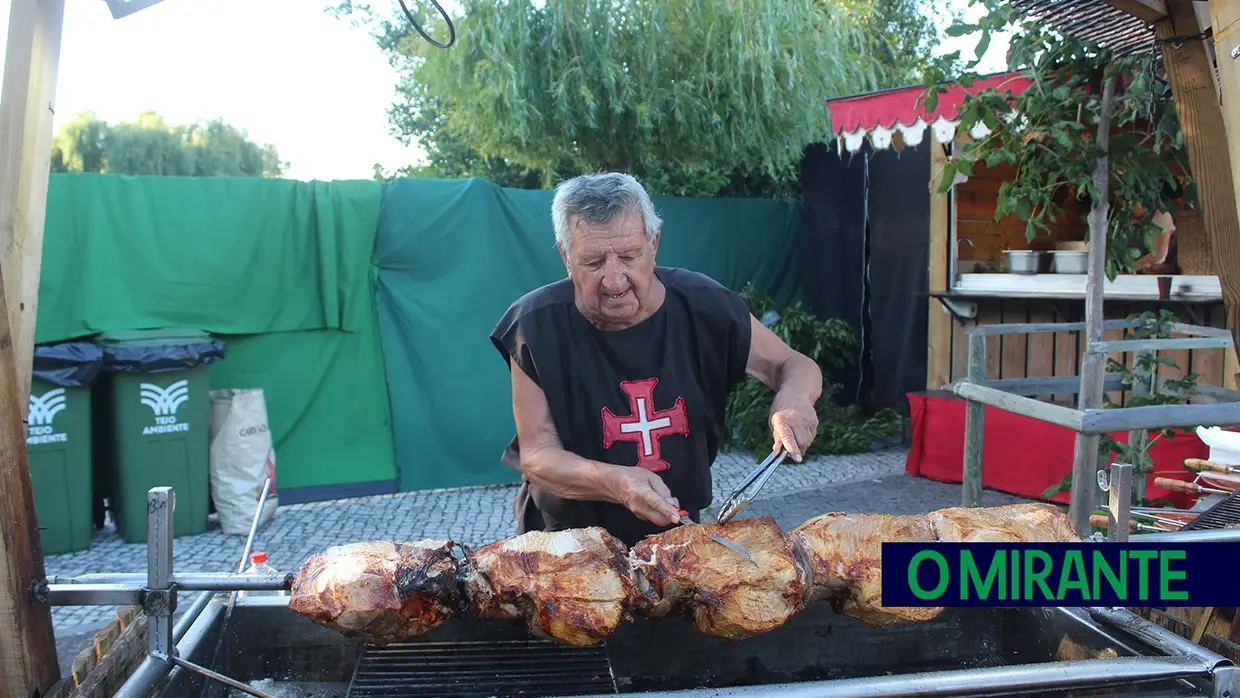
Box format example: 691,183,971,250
95,328,226,543
26,341,105,555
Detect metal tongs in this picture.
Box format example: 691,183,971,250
716,448,787,525
676,510,756,563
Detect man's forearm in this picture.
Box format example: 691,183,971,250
519,446,624,503
772,354,823,408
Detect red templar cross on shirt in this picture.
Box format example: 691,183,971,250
601,377,690,473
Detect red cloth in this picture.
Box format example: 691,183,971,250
905,392,1210,510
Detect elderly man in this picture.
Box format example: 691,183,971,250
490,173,823,546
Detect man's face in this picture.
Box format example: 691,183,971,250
559,206,660,329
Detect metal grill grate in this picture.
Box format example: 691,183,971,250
345,639,618,697
1182,490,1240,531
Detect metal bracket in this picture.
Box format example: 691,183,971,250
936,296,978,320
148,487,175,660
144,588,176,617
1106,463,1133,543
1214,663,1240,698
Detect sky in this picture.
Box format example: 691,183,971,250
0,0,1010,183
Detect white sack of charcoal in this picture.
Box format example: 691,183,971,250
789,502,1082,628
627,516,809,640
288,540,467,644
458,527,639,646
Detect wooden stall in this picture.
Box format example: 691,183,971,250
942,154,1236,406
826,70,1237,403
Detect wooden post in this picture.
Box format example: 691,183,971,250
962,331,986,507
0,0,63,412
1203,0,1240,380
927,143,953,389
1129,349,1153,504
1069,76,1118,535
0,0,66,695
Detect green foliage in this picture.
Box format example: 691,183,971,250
333,0,955,197
1041,310,1200,505
722,284,906,457
51,111,287,178
919,0,1192,280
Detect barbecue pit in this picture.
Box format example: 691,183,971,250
34,469,1240,698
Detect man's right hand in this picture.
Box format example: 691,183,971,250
605,467,682,527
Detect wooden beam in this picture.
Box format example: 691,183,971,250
0,0,62,415
0,0,66,696
1103,0,1167,23
1070,76,1118,536
927,143,952,389
1201,0,1240,390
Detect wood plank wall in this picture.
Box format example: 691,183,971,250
947,299,1235,404
955,161,1090,267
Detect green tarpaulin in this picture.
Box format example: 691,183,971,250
40,174,397,497
374,177,805,492
38,173,804,500
39,174,377,343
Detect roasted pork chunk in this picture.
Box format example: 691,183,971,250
288,540,465,644
788,512,944,627
928,502,1080,543
628,517,808,639
788,503,1082,628
460,527,637,646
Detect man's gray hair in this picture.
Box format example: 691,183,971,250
551,173,662,258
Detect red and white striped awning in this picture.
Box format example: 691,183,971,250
825,72,1033,153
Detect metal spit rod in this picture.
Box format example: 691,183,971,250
106,487,278,698
558,655,1218,698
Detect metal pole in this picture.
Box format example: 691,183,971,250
1070,74,1119,535
197,479,274,698
558,655,1216,698
962,331,986,507
1108,462,1133,543
147,487,174,660
45,572,291,591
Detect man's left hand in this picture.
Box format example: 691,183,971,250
769,394,818,462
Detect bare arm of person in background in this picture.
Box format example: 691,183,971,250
507,361,684,527
744,314,824,462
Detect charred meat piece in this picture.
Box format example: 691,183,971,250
928,502,1080,543
789,503,1082,628
461,527,637,646
288,540,465,644
628,516,807,639
788,512,944,627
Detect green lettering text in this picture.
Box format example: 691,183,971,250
1129,550,1158,601
909,550,949,600
1058,550,1088,601
962,550,1005,600
1092,549,1126,601
1023,550,1054,600
1159,550,1188,601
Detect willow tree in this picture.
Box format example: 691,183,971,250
334,0,938,196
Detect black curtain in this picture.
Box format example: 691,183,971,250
865,144,931,408
798,142,869,405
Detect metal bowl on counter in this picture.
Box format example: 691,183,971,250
1051,250,1089,273
1003,250,1046,274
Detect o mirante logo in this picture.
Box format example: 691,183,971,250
881,542,1240,607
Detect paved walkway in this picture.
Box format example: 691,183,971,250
44,446,1037,676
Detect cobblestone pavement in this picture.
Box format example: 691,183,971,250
45,445,1034,651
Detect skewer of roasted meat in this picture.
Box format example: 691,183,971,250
287,502,1084,645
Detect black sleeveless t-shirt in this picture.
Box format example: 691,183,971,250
489,266,752,546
